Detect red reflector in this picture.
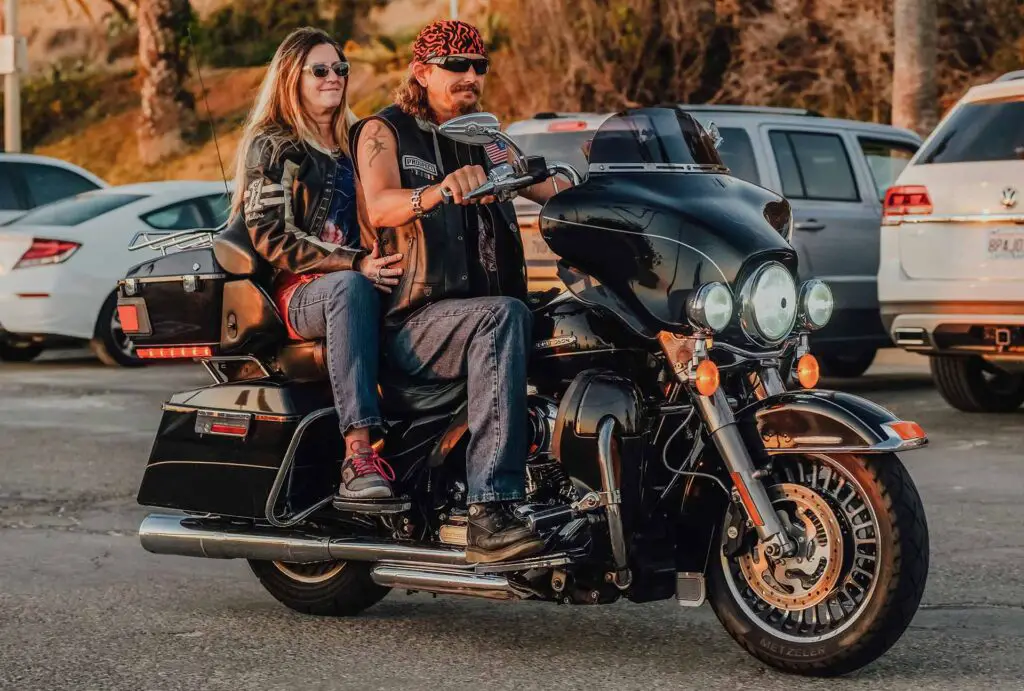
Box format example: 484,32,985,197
210,423,248,436
730,472,765,528
136,346,213,359
883,185,932,217
547,120,589,132
117,305,140,333
15,293,50,299
14,238,81,269
890,421,926,440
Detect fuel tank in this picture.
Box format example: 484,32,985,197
529,293,657,394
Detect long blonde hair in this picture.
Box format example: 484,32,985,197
231,27,358,215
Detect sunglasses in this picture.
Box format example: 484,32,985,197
303,61,350,79
426,56,489,75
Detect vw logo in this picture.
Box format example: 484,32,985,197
1002,187,1018,209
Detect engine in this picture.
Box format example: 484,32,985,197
525,395,577,502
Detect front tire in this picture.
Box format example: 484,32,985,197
930,355,1024,413
707,453,929,676
248,559,390,616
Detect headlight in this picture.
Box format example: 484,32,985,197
739,262,798,344
687,282,734,332
800,280,833,330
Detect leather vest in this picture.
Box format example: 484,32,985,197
352,105,527,327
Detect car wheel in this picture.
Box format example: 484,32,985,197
0,342,44,362
819,349,877,379
91,293,144,367
930,355,1024,413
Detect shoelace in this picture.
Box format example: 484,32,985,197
349,450,396,482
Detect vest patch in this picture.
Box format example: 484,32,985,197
402,155,439,179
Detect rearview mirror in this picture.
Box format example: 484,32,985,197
439,112,502,146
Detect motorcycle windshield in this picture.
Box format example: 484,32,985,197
587,107,727,172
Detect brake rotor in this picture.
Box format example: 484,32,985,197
737,483,843,610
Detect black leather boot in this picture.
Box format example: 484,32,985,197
466,502,544,564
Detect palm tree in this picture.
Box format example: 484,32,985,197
137,0,195,164
892,0,938,136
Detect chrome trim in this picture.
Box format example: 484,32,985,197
123,273,227,285
590,163,729,174
145,460,276,471
138,514,470,565
710,339,797,360
885,213,1024,225
370,565,526,601
694,389,795,557
597,418,631,590
128,227,222,255
198,355,272,384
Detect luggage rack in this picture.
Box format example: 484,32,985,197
128,223,226,255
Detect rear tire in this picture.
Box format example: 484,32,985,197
0,343,43,362
91,292,143,367
248,559,390,617
707,453,929,677
930,355,1024,413
819,349,876,379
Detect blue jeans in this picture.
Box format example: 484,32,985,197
385,297,531,504
287,271,383,437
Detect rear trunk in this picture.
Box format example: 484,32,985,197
895,161,1024,281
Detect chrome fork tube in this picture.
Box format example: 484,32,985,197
596,417,632,589
693,388,795,558
753,366,787,400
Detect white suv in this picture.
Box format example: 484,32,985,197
878,70,1024,412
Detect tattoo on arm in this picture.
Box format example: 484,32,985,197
365,123,387,167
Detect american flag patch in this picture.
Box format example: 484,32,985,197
484,139,507,165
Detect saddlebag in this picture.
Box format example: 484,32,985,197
136,380,338,519
116,247,285,355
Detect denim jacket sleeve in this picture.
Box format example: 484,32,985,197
242,135,367,274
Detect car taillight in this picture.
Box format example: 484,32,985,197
883,186,932,218
547,120,588,132
14,239,81,269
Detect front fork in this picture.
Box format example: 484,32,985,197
660,333,798,558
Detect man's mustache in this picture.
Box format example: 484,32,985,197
451,83,480,95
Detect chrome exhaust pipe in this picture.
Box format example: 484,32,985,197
370,565,524,601
139,514,466,565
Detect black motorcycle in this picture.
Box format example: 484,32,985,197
119,107,929,677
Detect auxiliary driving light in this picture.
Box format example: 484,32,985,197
800,280,834,330
687,283,734,333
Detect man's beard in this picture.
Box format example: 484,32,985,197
451,83,481,116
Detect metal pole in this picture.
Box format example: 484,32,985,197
3,0,21,152
450,0,458,19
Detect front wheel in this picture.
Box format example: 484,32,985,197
707,453,929,677
248,559,390,616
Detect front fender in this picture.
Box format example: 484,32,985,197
736,390,928,455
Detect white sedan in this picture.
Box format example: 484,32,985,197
0,181,232,365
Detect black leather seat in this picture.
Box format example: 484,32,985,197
213,225,467,416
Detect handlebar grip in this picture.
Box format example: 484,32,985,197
465,181,497,202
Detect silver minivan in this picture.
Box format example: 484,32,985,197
507,106,922,377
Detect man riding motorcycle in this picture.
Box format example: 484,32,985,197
351,20,573,564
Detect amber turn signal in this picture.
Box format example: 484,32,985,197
796,354,820,389
889,421,926,440
694,360,720,397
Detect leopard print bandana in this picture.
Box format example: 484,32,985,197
412,20,487,62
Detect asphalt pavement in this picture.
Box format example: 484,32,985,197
1,349,1022,690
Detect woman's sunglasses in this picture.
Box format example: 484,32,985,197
425,56,489,75
303,61,350,79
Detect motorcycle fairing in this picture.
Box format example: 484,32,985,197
735,390,929,455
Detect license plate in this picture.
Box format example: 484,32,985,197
987,228,1024,259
